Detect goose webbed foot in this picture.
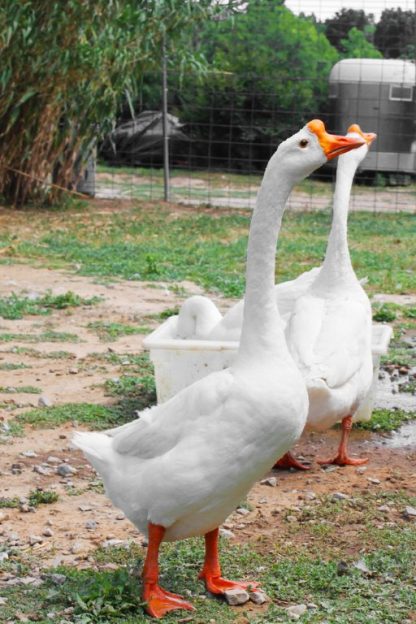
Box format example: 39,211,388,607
317,415,368,467
198,570,259,595
273,451,311,471
198,527,260,598
142,522,195,619
317,453,368,467
143,583,195,619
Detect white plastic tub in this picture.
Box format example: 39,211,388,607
144,317,393,413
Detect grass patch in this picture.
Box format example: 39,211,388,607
0,385,41,394
16,403,122,430
1,206,415,297
16,354,156,431
28,489,58,506
0,419,24,441
372,302,398,322
357,408,416,432
0,489,58,508
156,306,180,320
1,525,415,623
0,290,101,320
0,362,31,370
88,321,150,342
0,330,80,343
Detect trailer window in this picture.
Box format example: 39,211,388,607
389,85,413,101
328,83,338,98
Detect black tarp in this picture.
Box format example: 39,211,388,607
100,111,190,165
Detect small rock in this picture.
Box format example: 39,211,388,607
101,539,128,548
21,450,37,458
286,515,297,523
332,492,349,501
336,561,349,576
249,590,268,605
47,573,66,585
304,491,316,500
403,506,416,519
219,528,235,539
29,535,43,546
57,463,77,477
38,395,53,408
69,367,79,374
236,507,250,516
224,587,250,606
286,604,307,620
353,559,371,575
0,552,9,563
43,528,54,537
46,456,61,464
367,477,381,485
19,504,31,513
85,520,97,531
70,541,84,554
0,597,6,605
115,513,125,520
0,512,9,523
378,505,390,513
33,465,51,476
260,477,277,487
356,466,367,474
307,603,318,610
78,504,92,512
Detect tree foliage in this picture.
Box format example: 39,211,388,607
171,0,338,169
374,8,416,59
324,9,374,51
0,1,210,206
340,28,382,59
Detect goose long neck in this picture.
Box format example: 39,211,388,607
239,157,294,359
313,156,357,291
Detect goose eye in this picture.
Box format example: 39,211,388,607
299,139,308,148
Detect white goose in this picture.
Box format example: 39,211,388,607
73,121,363,619
189,125,375,469
285,124,376,466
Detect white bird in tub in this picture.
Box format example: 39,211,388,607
72,121,364,619
284,124,377,466
175,267,320,340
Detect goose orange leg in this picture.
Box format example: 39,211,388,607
317,415,369,466
198,527,259,595
273,451,311,471
142,523,195,618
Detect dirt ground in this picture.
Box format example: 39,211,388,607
0,265,415,576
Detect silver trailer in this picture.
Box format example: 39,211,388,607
329,59,416,180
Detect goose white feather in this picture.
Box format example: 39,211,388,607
285,126,376,465
72,121,364,616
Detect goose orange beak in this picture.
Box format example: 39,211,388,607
347,123,377,145
307,119,366,161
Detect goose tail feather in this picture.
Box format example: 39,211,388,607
72,431,112,475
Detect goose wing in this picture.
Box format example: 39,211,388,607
287,294,370,389
106,369,234,459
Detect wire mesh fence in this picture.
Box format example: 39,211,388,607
93,1,416,213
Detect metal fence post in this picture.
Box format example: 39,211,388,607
162,32,170,202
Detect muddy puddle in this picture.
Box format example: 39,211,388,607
374,371,415,412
